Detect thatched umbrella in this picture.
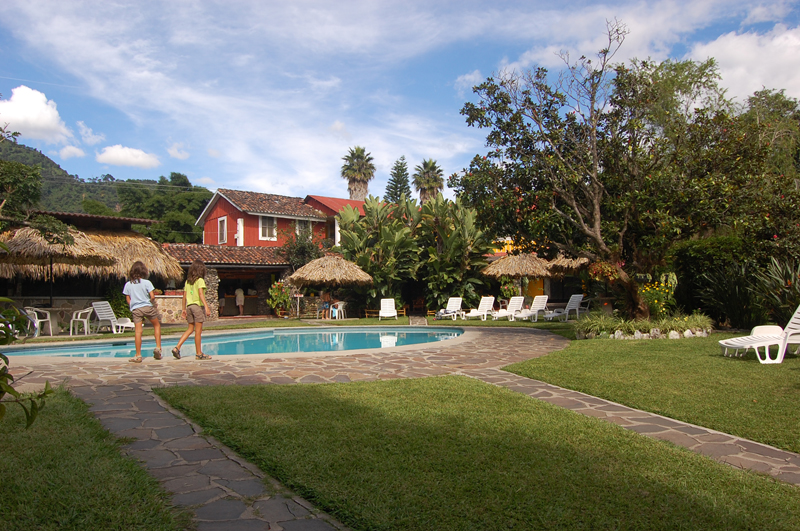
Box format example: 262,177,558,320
287,255,372,316
547,255,589,278
482,253,551,279
287,255,373,288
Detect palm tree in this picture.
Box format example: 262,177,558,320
412,159,444,203
340,146,375,201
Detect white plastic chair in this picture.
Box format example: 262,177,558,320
718,309,800,364
438,297,463,320
23,307,54,336
463,297,495,321
493,296,524,321
91,301,135,333
333,301,347,319
545,294,585,321
378,299,397,320
70,307,94,336
516,295,549,322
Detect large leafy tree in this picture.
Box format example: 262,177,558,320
384,155,412,203
116,172,212,243
449,21,775,317
340,146,376,201
412,159,444,203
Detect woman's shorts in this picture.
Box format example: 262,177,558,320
186,304,205,323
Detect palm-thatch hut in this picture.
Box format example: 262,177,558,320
481,253,551,279
287,255,373,288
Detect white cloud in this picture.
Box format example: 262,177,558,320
167,142,190,159
0,85,72,143
96,145,160,168
59,145,85,159
195,176,215,186
454,70,484,99
207,148,221,158
76,121,105,145
689,24,800,102
743,2,794,25
328,120,351,141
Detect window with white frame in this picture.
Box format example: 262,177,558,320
260,216,277,240
295,219,312,235
218,216,227,244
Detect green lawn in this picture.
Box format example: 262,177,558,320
426,315,576,338
0,388,189,531
505,334,800,453
156,376,800,531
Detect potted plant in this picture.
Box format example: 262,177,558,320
268,282,291,317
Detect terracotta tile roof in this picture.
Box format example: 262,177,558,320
162,243,288,267
218,189,326,219
305,195,366,216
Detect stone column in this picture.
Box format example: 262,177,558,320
255,273,272,316
206,268,220,320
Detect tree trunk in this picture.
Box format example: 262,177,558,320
617,268,649,319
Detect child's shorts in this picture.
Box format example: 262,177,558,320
132,305,161,323
186,304,206,323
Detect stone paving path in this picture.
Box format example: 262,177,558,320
10,327,800,529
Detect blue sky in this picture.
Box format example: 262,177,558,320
1,1,799,201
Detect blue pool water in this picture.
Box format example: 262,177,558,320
4,327,463,358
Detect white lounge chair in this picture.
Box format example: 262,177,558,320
437,297,463,320
332,301,347,319
545,294,586,321
23,307,54,336
515,295,549,322
493,296,524,321
463,296,495,321
92,301,136,333
719,306,800,364
378,298,398,320
70,307,94,336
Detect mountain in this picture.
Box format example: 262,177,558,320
0,141,119,212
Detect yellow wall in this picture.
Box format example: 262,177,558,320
526,278,544,297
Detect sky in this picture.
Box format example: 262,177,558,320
0,0,799,201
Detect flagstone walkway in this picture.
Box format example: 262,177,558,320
10,327,800,530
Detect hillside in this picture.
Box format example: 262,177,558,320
0,142,119,212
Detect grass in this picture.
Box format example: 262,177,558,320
505,334,800,453
156,376,800,531
0,388,190,531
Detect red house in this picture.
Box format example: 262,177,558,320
303,195,366,245
196,189,328,247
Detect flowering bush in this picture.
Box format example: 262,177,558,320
499,277,518,300
267,282,291,312
587,261,622,282
639,281,676,318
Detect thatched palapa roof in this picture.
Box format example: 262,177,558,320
287,255,372,288
0,228,184,281
482,253,589,279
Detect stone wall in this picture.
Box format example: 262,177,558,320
205,268,220,320
255,273,272,315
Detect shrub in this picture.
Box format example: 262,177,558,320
751,257,800,326
267,282,291,313
698,262,768,329
670,236,750,312
104,287,132,319
574,311,713,337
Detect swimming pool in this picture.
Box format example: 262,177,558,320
3,327,464,358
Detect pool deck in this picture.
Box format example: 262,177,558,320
9,325,800,530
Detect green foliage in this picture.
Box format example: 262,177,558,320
340,146,375,201
279,225,327,272
412,159,444,203
669,236,750,312
338,195,492,310
0,290,54,427
751,257,800,326
698,262,768,329
268,281,291,312
384,156,412,204
104,287,132,319
574,311,713,336
0,159,41,222
499,277,517,300
638,278,676,318
81,198,118,216
116,172,211,243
